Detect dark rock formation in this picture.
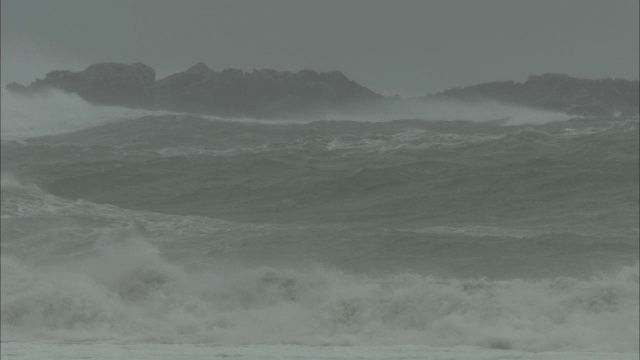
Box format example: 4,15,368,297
151,64,383,118
7,62,384,119
8,63,156,107
424,73,639,117
8,64,638,119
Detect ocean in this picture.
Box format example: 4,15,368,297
1,89,638,359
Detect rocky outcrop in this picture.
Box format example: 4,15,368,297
8,64,638,119
151,64,384,118
424,73,639,117
7,63,156,107
7,62,384,119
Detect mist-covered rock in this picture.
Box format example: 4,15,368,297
7,63,156,108
424,73,639,118
7,64,638,120
6,62,384,119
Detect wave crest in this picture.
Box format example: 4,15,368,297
2,240,638,351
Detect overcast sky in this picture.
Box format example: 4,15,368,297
2,0,638,96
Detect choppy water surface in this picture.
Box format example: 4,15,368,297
1,91,638,353
2,343,638,360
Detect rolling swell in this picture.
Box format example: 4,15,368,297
1,184,638,350
1,112,638,350
3,115,637,227
3,176,635,279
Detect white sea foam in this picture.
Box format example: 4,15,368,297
323,129,500,153
1,231,638,352
151,132,498,158
1,183,638,351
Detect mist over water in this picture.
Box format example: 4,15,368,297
1,87,575,140
1,89,638,352
331,98,575,125
0,88,178,140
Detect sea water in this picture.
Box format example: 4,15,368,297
2,343,638,360
1,89,638,358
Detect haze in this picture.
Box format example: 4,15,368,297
2,0,639,96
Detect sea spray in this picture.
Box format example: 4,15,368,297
1,243,638,351
4,179,637,350
0,88,175,140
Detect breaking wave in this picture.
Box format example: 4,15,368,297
1,86,578,143
1,88,182,140
1,242,637,351
1,178,637,351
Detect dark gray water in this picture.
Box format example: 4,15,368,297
1,92,638,350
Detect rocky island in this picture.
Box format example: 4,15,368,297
7,62,639,119
6,62,383,119
423,73,639,118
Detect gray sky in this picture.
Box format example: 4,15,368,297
2,0,638,96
